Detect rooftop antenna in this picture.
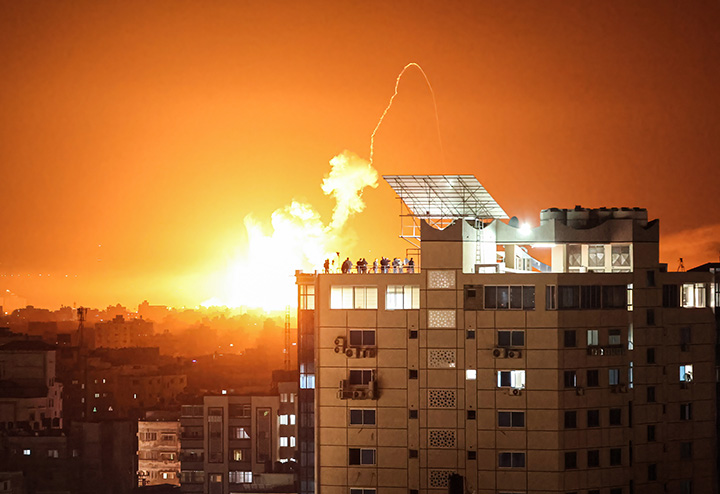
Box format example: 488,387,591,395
284,305,291,371
76,307,89,419
677,258,686,272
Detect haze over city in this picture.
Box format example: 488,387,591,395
1,2,719,311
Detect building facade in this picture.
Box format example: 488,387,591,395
138,417,182,486
297,176,718,494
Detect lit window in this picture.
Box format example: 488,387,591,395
680,365,694,382
23,449,31,456
484,285,535,310
290,436,296,447
497,370,525,389
299,284,315,310
280,393,288,402
331,286,378,309
280,437,289,447
300,373,315,389
587,329,599,346
229,471,252,483
682,283,706,308
279,415,289,425
386,285,420,310
232,449,245,461
609,368,620,386
588,245,605,268
466,369,477,380
232,427,250,439
608,329,621,346
289,414,296,425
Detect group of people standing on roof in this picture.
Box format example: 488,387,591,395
324,256,415,274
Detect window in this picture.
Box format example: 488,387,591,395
331,286,378,309
466,369,477,380
586,370,599,387
648,463,657,481
563,371,577,388
647,386,656,403
587,329,599,346
647,270,655,287
558,285,580,309
231,449,246,461
498,330,524,347
680,364,694,382
408,449,418,458
546,285,557,310
497,370,525,389
612,244,631,268
565,452,577,469
290,436,296,447
682,283,706,308
647,348,655,364
484,285,535,309
564,411,577,429
498,452,525,468
609,368,620,386
466,329,475,339
587,410,600,427
680,480,693,494
581,285,602,308
680,326,691,346
350,409,376,425
680,441,692,459
588,245,605,268
609,448,622,466
349,369,373,385
663,284,680,307
467,410,476,420
567,244,581,267
280,437,289,447
409,369,418,379
229,471,252,483
290,414,295,425
608,329,621,345
467,450,476,460
22,449,31,456
231,427,250,439
564,330,576,347
409,410,418,419
609,408,622,426
410,330,418,339
498,411,525,428
647,425,656,442
680,403,692,420
349,329,375,347
348,448,376,465
610,489,622,494
587,449,600,467
47,449,59,458
299,284,315,310
464,285,483,310
386,285,420,310
279,415,289,425
350,489,376,494
646,309,655,325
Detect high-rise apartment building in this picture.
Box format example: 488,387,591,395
296,175,717,494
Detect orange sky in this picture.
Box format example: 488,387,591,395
1,1,719,310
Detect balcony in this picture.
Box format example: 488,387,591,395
586,345,625,357
337,379,377,400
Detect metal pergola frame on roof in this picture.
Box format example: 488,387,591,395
383,174,508,247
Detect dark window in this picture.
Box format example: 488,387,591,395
498,411,525,428
522,286,535,309
498,330,524,347
498,452,525,468
610,448,622,466
466,330,475,339
564,371,577,388
558,286,580,309
602,285,627,308
349,409,376,425
647,425,656,442
663,284,679,307
587,450,600,467
349,370,373,385
564,330,576,347
589,491,600,494
647,386,656,403
680,442,692,459
646,309,655,326
648,464,657,481
680,403,692,420
467,450,476,460
408,449,418,458
546,285,557,310
586,370,599,387
485,286,498,309
680,326,691,345
349,330,375,347
647,348,655,364
647,270,655,287
485,285,534,310
351,490,376,494
564,411,577,429
564,452,577,469
581,285,602,309
409,410,418,419
409,330,418,339
349,448,375,465
587,410,600,427
609,408,622,426
510,286,523,309
409,369,418,380
466,410,476,420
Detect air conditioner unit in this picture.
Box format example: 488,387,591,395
507,349,522,359
334,337,346,353
352,389,367,400
576,387,585,396
509,388,522,396
345,348,355,358
492,348,506,358
363,348,376,358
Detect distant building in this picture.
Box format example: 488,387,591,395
138,413,182,487
179,395,296,494
138,300,171,323
0,340,63,431
296,175,718,494
93,315,154,349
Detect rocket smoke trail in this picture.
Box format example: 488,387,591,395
369,62,445,166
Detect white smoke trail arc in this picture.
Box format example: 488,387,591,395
369,62,445,166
